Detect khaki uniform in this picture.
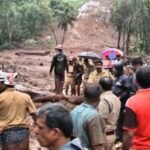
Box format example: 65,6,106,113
98,91,121,150
88,69,114,84
64,65,74,95
0,88,37,133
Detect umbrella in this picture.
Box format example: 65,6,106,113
101,48,124,59
78,51,101,60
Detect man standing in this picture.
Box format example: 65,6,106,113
88,60,114,84
112,62,131,142
72,57,84,96
34,103,83,150
0,72,37,150
83,58,94,89
123,66,150,150
71,84,106,150
129,57,143,96
50,44,68,94
98,77,121,150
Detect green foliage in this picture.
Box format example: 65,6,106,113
111,0,150,54
0,0,52,49
63,0,87,9
49,0,77,44
0,0,79,49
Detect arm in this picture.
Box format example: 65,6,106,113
122,130,134,150
30,112,37,122
65,56,68,73
26,95,37,122
122,105,137,150
50,56,55,73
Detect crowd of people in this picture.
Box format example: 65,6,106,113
0,44,150,150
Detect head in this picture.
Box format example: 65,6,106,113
84,84,102,105
72,57,78,64
116,54,121,60
99,77,113,91
34,103,73,149
105,55,110,60
124,65,134,76
84,58,89,65
55,44,63,53
136,66,150,89
95,59,103,73
113,62,124,76
4,72,17,87
131,57,143,72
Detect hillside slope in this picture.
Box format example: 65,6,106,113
65,0,117,53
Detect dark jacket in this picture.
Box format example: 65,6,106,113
50,53,68,75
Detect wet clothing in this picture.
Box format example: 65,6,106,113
50,52,68,75
71,103,106,149
60,138,83,150
88,69,114,84
123,89,150,149
50,52,68,94
73,63,84,85
0,88,36,133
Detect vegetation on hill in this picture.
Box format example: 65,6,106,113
111,0,150,54
63,0,87,9
0,0,85,50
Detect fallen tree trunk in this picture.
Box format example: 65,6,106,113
15,50,50,56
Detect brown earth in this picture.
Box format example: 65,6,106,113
0,3,118,94
0,0,119,149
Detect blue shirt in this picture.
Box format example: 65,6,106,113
71,103,99,148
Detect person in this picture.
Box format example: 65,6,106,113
98,77,121,150
129,57,143,96
0,72,37,150
112,62,131,142
103,56,112,71
71,84,106,150
34,103,83,150
82,58,94,89
114,55,123,64
123,66,150,150
124,65,134,77
64,57,74,95
88,59,114,84
72,57,84,96
50,44,68,94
